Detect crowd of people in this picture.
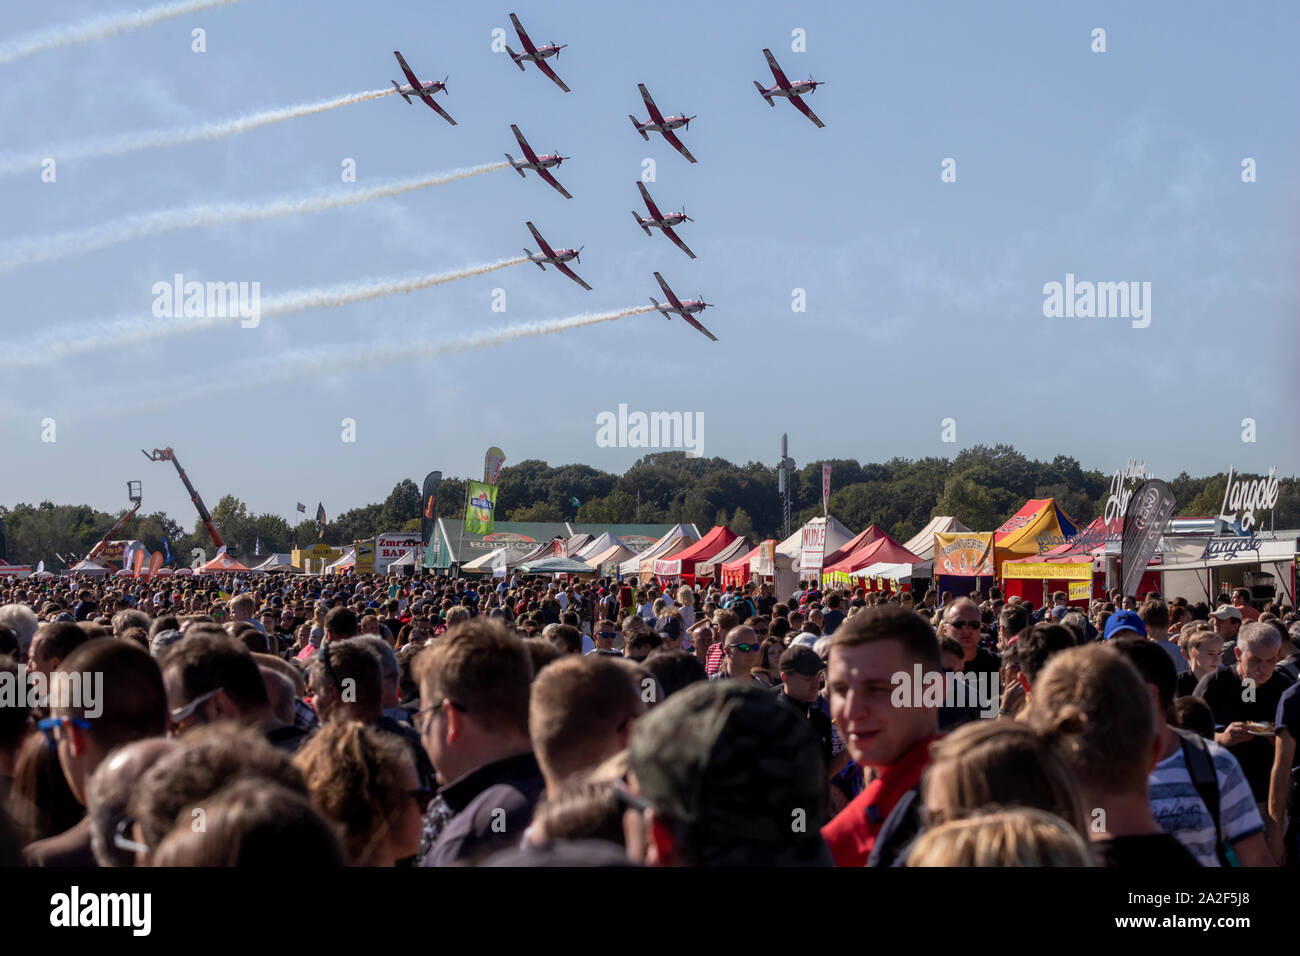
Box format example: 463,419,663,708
0,567,1295,868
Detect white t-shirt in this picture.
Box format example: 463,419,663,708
1149,735,1263,867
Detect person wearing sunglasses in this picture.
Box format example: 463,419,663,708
710,626,766,684
940,598,999,681
25,638,168,868
587,620,621,657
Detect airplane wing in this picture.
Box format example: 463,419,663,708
394,51,423,90
658,128,697,164
554,262,592,291
419,92,456,125
684,314,718,342
787,93,825,129
654,272,685,310
509,13,538,55
525,221,556,258
638,84,666,125
660,225,696,259
763,48,793,91
511,125,540,164
636,181,663,219
535,167,573,200
533,57,571,93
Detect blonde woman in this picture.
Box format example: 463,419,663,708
908,808,1094,867
676,586,696,630
294,721,425,866
921,719,1089,837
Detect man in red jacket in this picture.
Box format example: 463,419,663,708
821,604,942,866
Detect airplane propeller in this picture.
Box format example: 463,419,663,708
682,207,692,222
575,245,583,263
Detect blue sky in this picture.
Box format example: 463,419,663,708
1,0,1296,523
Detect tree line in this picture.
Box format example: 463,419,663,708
2,445,1295,570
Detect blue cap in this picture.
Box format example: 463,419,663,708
1104,609,1147,641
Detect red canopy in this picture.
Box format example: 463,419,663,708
819,524,888,571
653,526,738,583
823,529,922,575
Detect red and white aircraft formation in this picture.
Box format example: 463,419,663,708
524,221,591,291
505,124,572,199
385,21,834,344
506,12,570,92
753,48,826,128
633,182,694,259
629,83,697,164
392,51,456,125
649,272,716,342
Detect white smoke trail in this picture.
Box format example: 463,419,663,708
0,0,246,65
168,305,658,403
0,162,509,274
1,257,528,367
259,256,527,319
0,87,399,177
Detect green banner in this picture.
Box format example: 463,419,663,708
464,481,499,535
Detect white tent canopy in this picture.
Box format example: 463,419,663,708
619,523,698,577
575,531,623,561
252,553,297,573
325,548,355,572
462,547,527,573
777,515,855,578
903,515,972,563
387,549,418,569
70,559,109,575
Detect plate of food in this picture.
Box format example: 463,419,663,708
1245,721,1276,736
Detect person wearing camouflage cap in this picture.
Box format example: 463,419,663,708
625,680,832,866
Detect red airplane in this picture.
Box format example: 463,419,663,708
650,272,716,341
505,124,572,199
754,49,825,128
506,12,570,92
633,181,695,259
524,221,591,291
630,84,697,163
392,51,456,125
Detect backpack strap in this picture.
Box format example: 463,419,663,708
1175,728,1227,865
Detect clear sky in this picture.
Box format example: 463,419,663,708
1,0,1296,523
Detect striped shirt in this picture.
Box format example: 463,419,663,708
705,641,725,676
1149,736,1263,867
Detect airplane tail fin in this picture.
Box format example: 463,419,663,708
629,115,649,140
505,154,525,176
650,296,668,317
632,212,651,235
505,46,525,70
525,250,545,269
392,80,412,104
754,81,774,105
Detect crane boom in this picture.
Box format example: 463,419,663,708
85,480,143,563
142,447,226,549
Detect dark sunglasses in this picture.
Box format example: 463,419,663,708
726,642,760,653
948,620,981,630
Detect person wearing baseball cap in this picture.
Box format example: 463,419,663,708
1212,604,1243,644
1102,609,1147,642
625,681,832,866
777,646,835,771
